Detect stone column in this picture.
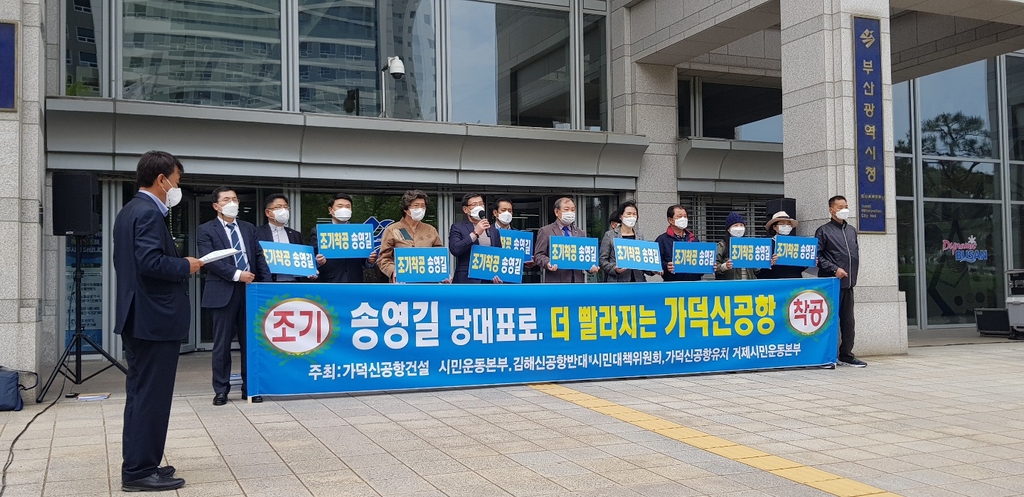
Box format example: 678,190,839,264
609,1,678,242
0,0,45,395
780,0,907,356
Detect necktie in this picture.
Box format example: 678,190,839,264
227,223,249,272
562,225,571,237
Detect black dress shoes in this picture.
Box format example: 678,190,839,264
213,393,228,406
121,474,185,492
156,466,175,477
242,392,263,403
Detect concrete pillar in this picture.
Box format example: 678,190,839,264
780,0,907,356
609,1,678,242
0,0,45,395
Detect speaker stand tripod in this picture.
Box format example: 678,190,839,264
37,235,127,403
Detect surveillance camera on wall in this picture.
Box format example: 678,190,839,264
388,57,405,80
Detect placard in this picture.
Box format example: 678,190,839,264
548,236,599,271
394,247,450,283
729,238,772,269
259,241,318,277
672,242,717,274
316,224,374,259
499,229,533,262
613,238,661,272
468,245,525,283
773,236,818,267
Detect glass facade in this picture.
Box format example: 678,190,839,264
68,0,599,127
700,82,782,142
450,1,570,128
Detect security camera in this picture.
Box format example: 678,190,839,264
388,57,405,80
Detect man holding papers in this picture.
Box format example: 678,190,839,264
198,187,271,406
449,193,502,283
114,151,199,492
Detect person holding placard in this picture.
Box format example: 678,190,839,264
715,211,757,280
256,193,316,282
198,187,272,406
599,200,656,283
533,197,598,283
377,190,448,283
450,193,502,283
656,204,708,282
492,198,535,269
311,193,378,283
759,211,805,280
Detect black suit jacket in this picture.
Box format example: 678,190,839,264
310,225,366,283
256,223,306,282
448,220,502,283
197,218,271,308
113,192,192,341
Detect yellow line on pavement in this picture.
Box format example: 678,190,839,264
530,383,900,497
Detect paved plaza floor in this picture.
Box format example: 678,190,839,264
1,339,1022,496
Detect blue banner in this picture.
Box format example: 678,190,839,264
672,242,717,274
614,238,661,272
549,236,599,270
259,241,318,277
0,24,14,111
854,16,885,233
316,224,375,259
395,247,450,283
499,229,533,262
729,238,772,269
468,245,525,284
774,236,818,267
247,279,839,396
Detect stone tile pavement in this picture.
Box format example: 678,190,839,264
0,341,1022,496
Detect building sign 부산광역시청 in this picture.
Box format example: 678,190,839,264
245,279,839,397
854,16,885,233
0,23,16,111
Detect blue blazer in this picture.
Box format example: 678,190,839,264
198,218,271,309
449,220,502,283
112,192,192,341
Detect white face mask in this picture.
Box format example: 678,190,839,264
220,201,239,219
674,217,688,230
497,211,513,225
409,208,426,222
162,178,182,209
621,216,637,228
777,225,793,236
836,208,851,220
470,206,485,220
272,208,289,225
729,226,745,238
333,207,352,222
560,211,576,225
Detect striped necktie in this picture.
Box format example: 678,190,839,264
226,223,249,272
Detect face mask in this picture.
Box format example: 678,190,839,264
729,226,745,237
674,217,688,230
272,208,289,224
560,211,576,225
470,206,485,220
409,208,426,222
497,211,513,225
333,207,352,222
621,217,637,228
221,201,239,219
162,178,182,209
777,225,793,236
836,208,851,220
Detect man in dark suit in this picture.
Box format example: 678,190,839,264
449,193,502,283
255,193,313,282
533,197,599,283
197,187,271,406
114,151,201,492
310,192,378,283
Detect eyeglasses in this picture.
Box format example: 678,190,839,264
217,197,239,204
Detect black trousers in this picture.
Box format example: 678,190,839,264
838,287,857,362
211,287,247,395
122,331,181,482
